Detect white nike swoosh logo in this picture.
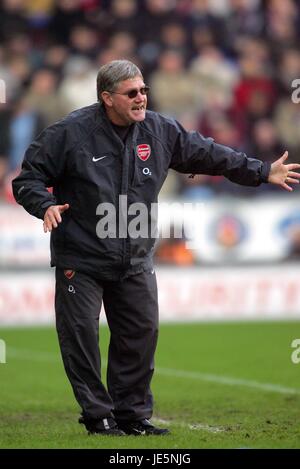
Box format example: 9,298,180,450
92,155,109,162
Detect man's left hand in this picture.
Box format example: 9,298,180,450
268,151,300,191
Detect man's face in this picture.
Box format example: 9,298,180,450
102,76,148,126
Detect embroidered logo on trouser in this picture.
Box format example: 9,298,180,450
64,269,75,279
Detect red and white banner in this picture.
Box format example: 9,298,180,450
156,266,300,321
0,205,49,266
0,266,300,325
0,272,55,325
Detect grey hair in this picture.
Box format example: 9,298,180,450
97,60,143,102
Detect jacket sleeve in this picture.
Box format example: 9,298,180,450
12,122,69,220
167,119,271,186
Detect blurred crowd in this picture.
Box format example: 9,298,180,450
1,0,300,204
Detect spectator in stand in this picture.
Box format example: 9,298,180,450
0,0,28,42
232,40,277,140
182,110,245,197
190,45,239,111
4,32,44,71
24,0,55,46
141,0,177,41
200,111,241,149
49,0,84,44
107,31,138,64
4,33,33,62
69,24,100,59
8,94,45,172
24,0,54,27
246,119,285,163
150,49,196,119
160,21,190,60
96,47,124,68
274,98,300,164
225,0,264,52
191,23,216,58
185,0,227,50
105,0,140,39
276,48,300,98
137,0,177,74
43,45,70,77
264,0,299,60
58,56,97,113
24,68,68,126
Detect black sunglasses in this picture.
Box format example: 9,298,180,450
110,86,150,99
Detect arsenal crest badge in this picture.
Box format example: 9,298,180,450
136,144,151,161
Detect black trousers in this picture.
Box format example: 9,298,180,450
55,268,159,422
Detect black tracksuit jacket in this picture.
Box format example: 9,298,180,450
12,103,271,280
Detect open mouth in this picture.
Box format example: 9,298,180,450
132,105,145,111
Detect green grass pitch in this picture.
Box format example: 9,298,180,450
0,321,299,449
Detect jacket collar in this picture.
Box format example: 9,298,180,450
97,103,139,149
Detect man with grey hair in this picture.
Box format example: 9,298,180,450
12,60,300,436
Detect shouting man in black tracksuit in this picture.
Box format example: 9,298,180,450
12,60,300,436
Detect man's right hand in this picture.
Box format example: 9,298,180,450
43,204,70,233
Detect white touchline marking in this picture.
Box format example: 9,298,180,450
153,417,225,433
155,366,300,395
7,348,300,395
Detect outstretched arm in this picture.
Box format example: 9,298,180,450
167,118,300,190
168,119,270,186
268,151,300,191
